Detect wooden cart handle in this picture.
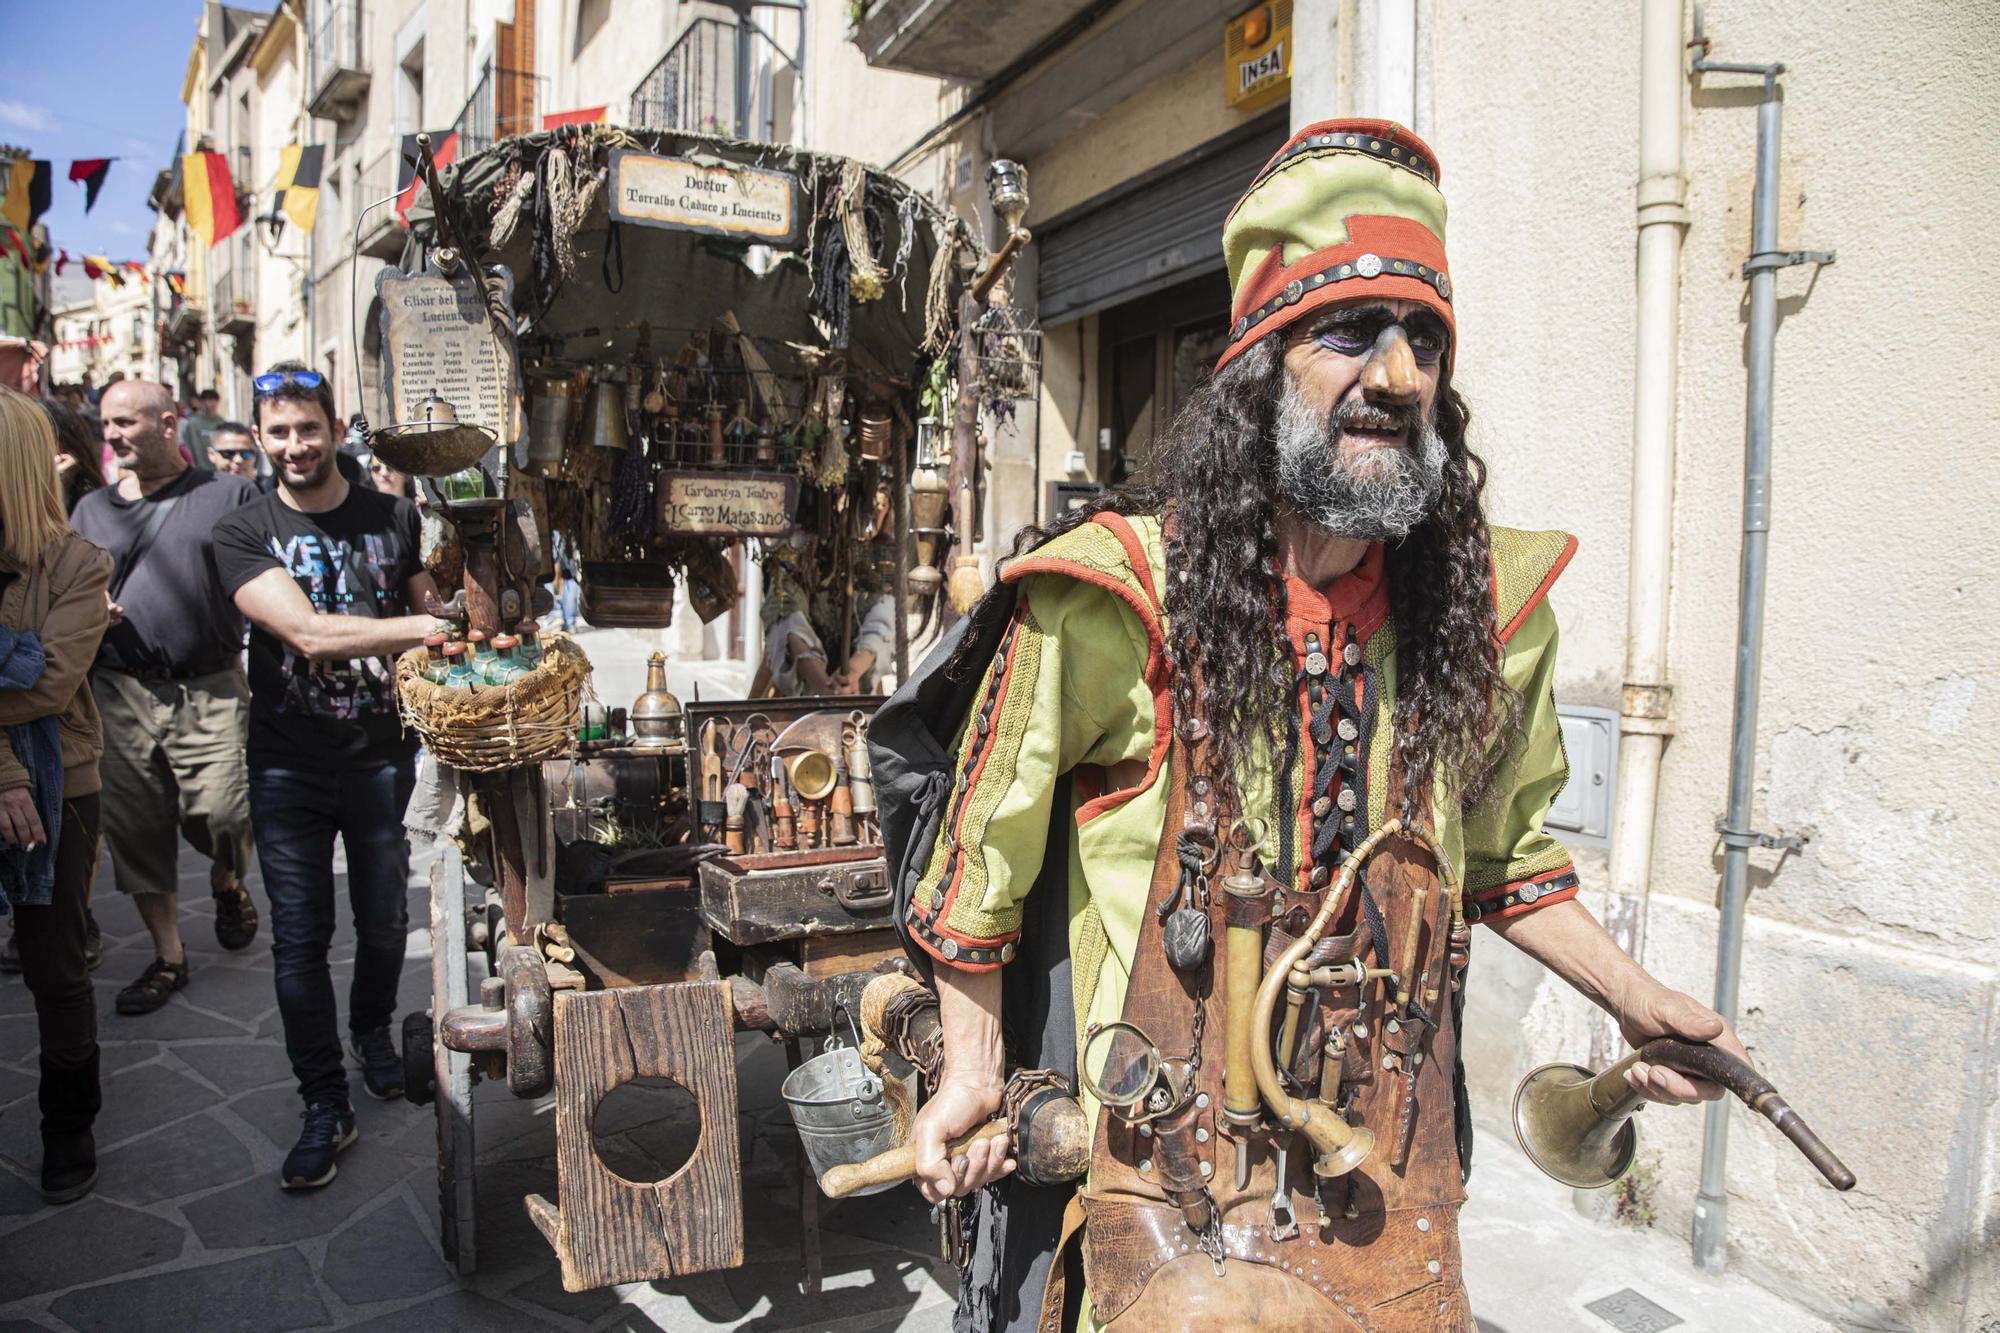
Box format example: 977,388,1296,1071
820,1118,1008,1199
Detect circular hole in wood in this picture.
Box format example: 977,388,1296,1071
591,1075,701,1185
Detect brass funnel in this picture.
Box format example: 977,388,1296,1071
1511,1059,1641,1190
1511,1039,1857,1193
785,750,837,803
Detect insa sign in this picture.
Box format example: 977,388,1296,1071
1225,2,1293,113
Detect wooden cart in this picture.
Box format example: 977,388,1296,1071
376,126,1011,1293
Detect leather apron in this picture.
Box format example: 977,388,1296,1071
1075,732,1472,1332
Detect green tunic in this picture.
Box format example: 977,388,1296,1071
903,513,1580,1125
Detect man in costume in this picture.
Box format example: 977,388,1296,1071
886,120,1748,1330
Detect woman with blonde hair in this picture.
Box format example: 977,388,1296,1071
0,386,112,1202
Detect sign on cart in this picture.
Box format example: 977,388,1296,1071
659,471,800,537
608,152,799,245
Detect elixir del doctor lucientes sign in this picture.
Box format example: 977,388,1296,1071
607,152,799,245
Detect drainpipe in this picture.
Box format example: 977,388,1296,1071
1601,0,1687,1063
1687,11,1832,1272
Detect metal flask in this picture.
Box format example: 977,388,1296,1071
526,377,574,473
584,376,629,453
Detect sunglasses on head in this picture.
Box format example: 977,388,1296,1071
252,369,324,397
214,448,258,461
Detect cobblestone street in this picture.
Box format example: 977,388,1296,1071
0,842,956,1332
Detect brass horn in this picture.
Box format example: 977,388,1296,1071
1512,1037,1856,1192
1250,818,1436,1178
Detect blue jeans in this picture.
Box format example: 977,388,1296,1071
249,759,416,1104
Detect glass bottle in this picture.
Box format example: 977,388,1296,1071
420,632,451,683
442,642,479,688
484,634,526,684
467,630,496,683
512,619,542,669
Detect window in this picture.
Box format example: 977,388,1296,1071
1095,270,1233,486
398,40,425,134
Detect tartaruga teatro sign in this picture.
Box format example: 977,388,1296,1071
607,152,798,245
658,471,800,537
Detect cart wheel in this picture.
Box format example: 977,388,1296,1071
402,1011,437,1106
430,844,480,1273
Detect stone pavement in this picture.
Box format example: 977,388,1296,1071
0,845,957,1332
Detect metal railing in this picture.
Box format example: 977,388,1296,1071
630,17,736,135
211,261,255,328
453,62,547,154
312,2,367,88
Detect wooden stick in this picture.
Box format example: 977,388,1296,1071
819,1118,1008,1199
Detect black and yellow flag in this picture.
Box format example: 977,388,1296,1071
273,143,324,233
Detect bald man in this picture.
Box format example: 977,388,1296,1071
70,381,262,1017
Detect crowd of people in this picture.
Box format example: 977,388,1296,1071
0,363,435,1204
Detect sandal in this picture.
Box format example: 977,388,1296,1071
116,957,190,1015
212,874,259,951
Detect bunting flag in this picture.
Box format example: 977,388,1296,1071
1,158,52,231
182,149,241,247
81,254,113,281
273,143,324,233
394,131,458,220
1,228,31,268
68,158,113,213
165,272,186,297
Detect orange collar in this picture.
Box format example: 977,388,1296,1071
1281,543,1391,644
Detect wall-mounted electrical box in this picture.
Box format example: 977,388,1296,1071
1548,703,1619,847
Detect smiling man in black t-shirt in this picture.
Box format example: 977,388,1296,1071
213,362,438,1190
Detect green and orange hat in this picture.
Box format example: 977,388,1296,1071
1217,117,1453,372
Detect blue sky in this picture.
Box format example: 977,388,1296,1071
0,1,216,265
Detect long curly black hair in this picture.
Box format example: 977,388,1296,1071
1008,333,1517,813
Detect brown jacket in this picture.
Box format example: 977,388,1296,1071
0,531,112,798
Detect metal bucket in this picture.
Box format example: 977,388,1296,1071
781,1044,913,1196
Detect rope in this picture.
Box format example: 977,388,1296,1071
858,973,926,1145
838,159,886,303
489,165,530,249
922,220,964,356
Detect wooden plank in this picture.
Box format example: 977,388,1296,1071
800,929,903,980
429,846,478,1273
545,982,743,1290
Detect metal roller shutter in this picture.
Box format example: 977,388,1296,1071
1035,117,1288,326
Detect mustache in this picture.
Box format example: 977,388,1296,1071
1330,399,1421,434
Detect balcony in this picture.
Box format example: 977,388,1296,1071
309,3,370,122
850,0,1107,81
629,18,736,136
452,61,547,154
354,147,407,259
212,265,255,336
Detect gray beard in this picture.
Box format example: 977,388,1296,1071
1272,379,1447,542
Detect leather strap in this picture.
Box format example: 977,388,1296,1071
1036,1192,1088,1333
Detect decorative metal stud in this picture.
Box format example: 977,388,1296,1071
1139,1158,1153,1173
1428,1259,1442,1275
1416,1216,1431,1233
1338,718,1359,742
930,889,945,911
940,938,959,961
1195,1127,1210,1143
1343,641,1363,666
1355,253,1384,278
1520,883,1542,904
1283,278,1304,304
1338,789,1358,812
1232,318,1250,340
1437,273,1452,299
1199,1160,1213,1178
1000,941,1017,962
1339,263,1353,276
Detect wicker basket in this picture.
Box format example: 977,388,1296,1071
395,635,591,773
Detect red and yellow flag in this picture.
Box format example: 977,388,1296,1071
182,150,241,248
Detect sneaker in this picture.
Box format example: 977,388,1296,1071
347,1026,405,1101
115,957,190,1015
280,1099,357,1190
211,874,259,951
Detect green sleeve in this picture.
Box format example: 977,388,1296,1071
902,572,1157,970
1460,599,1580,925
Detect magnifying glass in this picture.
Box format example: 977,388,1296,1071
1080,1021,1184,1123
